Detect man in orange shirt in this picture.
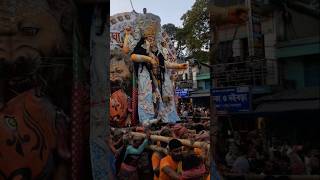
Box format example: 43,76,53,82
159,139,183,180
152,129,171,180
152,141,167,180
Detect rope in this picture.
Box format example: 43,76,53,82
129,0,136,13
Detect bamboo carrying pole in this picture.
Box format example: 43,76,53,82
148,145,168,154
130,132,210,150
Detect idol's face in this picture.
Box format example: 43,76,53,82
0,1,66,79
146,35,155,47
110,57,131,83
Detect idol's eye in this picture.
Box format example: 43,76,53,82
19,22,40,36
21,27,40,36
4,115,18,130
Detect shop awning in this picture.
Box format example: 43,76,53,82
255,99,320,113
189,93,210,98
276,37,320,58
189,90,210,98
254,87,320,113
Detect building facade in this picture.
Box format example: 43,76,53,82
210,0,320,144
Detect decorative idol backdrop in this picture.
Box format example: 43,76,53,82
109,11,186,128
0,1,108,180
0,0,76,179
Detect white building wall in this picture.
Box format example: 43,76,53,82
232,39,241,57
262,14,278,85
192,66,199,89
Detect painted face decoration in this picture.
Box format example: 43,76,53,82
0,90,58,179
110,89,129,127
0,0,73,179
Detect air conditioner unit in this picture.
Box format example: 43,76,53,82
283,79,296,89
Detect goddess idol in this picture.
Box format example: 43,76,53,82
127,13,187,125
110,11,187,126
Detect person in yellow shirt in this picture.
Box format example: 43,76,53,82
159,139,183,180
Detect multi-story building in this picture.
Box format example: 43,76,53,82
209,0,320,144
175,59,211,108
189,61,211,108
254,0,320,143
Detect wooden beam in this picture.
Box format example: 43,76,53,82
130,132,210,150
148,145,168,154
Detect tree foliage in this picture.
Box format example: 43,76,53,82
161,0,210,62
162,23,177,39
178,0,210,62
162,23,186,60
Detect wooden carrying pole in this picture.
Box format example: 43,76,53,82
130,132,210,150
148,145,168,154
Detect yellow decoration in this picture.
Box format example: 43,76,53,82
143,22,157,37
177,161,183,174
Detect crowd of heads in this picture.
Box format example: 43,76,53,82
108,121,211,180
177,104,210,121
216,130,320,177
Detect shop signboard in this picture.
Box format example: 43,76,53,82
176,89,189,98
177,80,193,89
211,86,251,114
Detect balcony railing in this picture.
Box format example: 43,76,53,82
213,57,277,87
176,80,194,89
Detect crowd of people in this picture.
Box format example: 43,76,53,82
177,104,320,178
107,120,211,180
107,102,320,179
177,104,210,120
215,130,320,178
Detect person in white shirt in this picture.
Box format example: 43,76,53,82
232,145,250,174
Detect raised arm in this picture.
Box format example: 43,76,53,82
130,54,153,63
107,137,117,155
126,138,149,155
122,28,134,54
162,166,180,180
165,61,188,70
